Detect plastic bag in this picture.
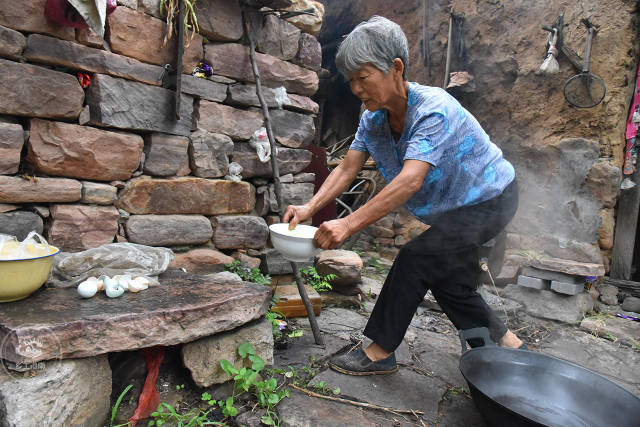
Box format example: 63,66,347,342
539,29,559,75
0,231,51,260
47,242,174,288
249,127,271,163
539,52,559,74
273,86,289,108
225,161,244,181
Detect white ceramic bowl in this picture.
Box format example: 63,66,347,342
269,223,319,262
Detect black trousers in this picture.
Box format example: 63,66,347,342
363,179,519,351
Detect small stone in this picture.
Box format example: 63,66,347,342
138,0,162,18
293,172,315,183
143,133,191,177
47,204,119,251
315,250,363,287
181,318,274,387
181,74,227,102
24,34,165,87
551,280,585,296
256,13,300,60
621,296,640,313
517,275,549,290
212,215,269,249
27,119,144,181
0,204,19,213
293,32,321,71
598,208,615,250
196,101,263,140
501,284,594,323
204,43,319,96
195,0,243,42
282,0,325,35
117,177,255,215
283,92,320,114
259,248,312,275
189,129,234,178
586,160,622,208
0,59,83,120
81,181,118,205
0,211,43,240
494,265,519,286
75,27,103,48
270,109,315,148
0,0,75,40
232,251,261,269
0,355,111,427
108,7,202,74
231,143,312,179
598,284,619,306
280,173,294,183
0,176,82,203
125,215,213,246
0,24,27,60
85,74,193,137
226,83,283,109
0,122,23,174
169,248,234,274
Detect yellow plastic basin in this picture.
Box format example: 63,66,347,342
0,242,60,303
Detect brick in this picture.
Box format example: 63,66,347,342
517,275,549,290
551,280,585,296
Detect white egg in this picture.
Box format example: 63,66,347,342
77,280,98,298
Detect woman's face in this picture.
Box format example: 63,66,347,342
347,63,398,112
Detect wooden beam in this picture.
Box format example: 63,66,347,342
611,166,640,279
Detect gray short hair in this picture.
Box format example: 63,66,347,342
336,16,409,80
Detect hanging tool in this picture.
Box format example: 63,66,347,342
562,19,606,108
242,4,324,345
443,8,454,89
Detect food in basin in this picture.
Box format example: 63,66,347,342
269,223,319,262
0,238,60,303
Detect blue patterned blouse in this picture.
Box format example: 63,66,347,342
349,82,515,222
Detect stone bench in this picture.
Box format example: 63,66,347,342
0,270,272,426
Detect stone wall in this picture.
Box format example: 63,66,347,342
0,0,323,263
318,0,639,270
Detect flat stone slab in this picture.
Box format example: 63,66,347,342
508,254,604,277
0,270,270,364
278,389,384,427
580,315,640,347
500,284,594,323
311,367,449,424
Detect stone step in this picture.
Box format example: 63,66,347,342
0,270,270,364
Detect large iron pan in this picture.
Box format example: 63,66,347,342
458,328,640,427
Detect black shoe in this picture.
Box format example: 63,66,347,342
328,347,398,376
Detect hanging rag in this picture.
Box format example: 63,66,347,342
539,28,559,74
623,61,640,176
127,347,165,427
45,0,116,37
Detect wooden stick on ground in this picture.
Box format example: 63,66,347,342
242,6,324,345
289,384,425,416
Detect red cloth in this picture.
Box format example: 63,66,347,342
128,347,165,427
626,62,640,140
45,0,116,29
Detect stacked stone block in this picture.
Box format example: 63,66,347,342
0,0,322,259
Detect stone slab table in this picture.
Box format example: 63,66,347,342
0,270,270,364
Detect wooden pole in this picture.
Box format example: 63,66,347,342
443,9,453,89
174,0,184,120
611,166,640,279
242,8,324,345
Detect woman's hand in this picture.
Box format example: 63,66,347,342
314,218,353,249
282,204,314,230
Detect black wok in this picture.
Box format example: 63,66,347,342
458,327,640,427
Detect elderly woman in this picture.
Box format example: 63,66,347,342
283,16,525,376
